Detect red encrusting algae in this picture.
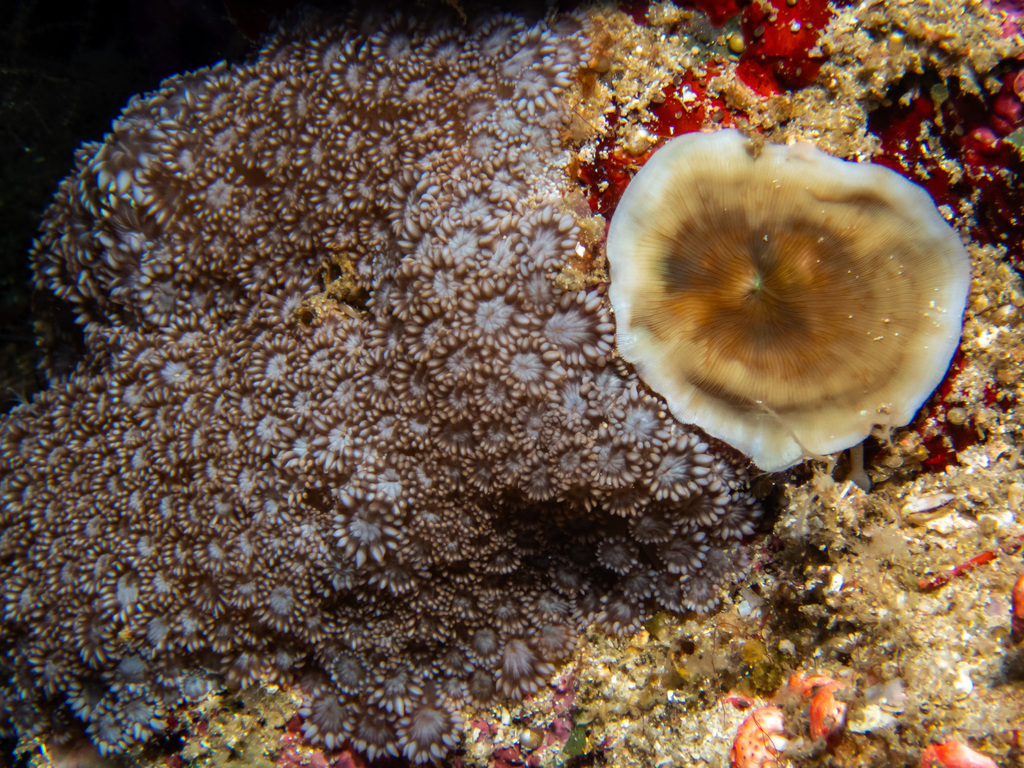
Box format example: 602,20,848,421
737,0,834,94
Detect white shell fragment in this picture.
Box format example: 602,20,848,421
900,492,956,516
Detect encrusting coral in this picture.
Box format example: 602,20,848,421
0,6,759,763
606,129,971,472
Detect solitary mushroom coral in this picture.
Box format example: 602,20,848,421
606,129,971,471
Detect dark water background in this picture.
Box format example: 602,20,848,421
0,0,278,411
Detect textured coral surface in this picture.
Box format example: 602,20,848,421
0,6,759,764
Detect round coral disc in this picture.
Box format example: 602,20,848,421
606,129,971,471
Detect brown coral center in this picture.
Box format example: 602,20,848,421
645,208,900,411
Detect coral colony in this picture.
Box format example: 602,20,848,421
0,9,760,764
606,129,971,471
0,4,971,766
